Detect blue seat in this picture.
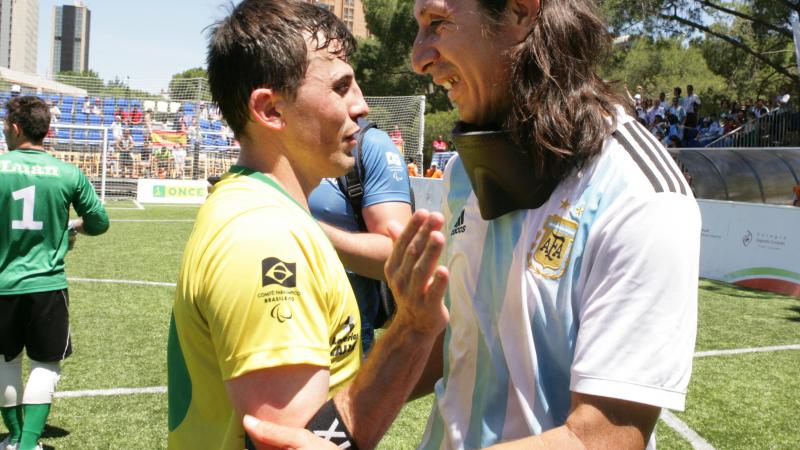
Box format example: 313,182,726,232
103,97,115,107
74,113,88,124
211,121,222,131
60,112,73,123
88,115,102,126
56,129,71,142
199,119,211,130
117,98,129,109
72,129,87,141
130,99,142,109
88,129,103,141
62,95,74,104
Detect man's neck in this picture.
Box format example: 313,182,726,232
13,144,45,152
235,141,314,210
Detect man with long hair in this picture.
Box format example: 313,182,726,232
247,0,700,449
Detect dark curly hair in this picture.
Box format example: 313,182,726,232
5,96,51,142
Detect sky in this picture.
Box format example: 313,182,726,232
35,0,230,93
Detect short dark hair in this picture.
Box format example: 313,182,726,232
207,0,356,138
5,96,51,142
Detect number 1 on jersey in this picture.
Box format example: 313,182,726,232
11,185,44,230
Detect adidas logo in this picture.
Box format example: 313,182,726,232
450,209,466,236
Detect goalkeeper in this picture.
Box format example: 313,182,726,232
0,96,109,450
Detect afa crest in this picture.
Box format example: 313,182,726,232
528,215,578,279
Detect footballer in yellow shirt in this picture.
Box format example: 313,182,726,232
168,167,361,450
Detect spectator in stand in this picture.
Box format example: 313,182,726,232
131,106,143,124
432,135,448,152
172,144,186,179
139,135,153,178
143,109,154,136
793,184,800,206
663,113,683,146
650,114,667,140
667,135,682,148
658,91,669,111
388,125,404,151
645,98,661,126
10,84,21,98
424,161,443,179
47,101,60,123
90,100,102,116
754,99,768,118
82,98,92,114
683,84,700,115
673,86,682,106
406,158,419,177
119,128,136,178
669,97,686,125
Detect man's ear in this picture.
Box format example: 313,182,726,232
249,88,285,131
507,0,540,40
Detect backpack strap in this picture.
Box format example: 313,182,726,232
337,118,376,232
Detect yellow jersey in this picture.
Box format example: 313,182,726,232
168,166,361,450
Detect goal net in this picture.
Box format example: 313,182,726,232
0,74,425,200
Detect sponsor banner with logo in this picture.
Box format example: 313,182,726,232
699,200,800,297
136,179,208,204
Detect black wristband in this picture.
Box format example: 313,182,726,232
305,399,359,450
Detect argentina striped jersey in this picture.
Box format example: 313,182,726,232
418,109,701,450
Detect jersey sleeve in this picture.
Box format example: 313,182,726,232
201,210,333,381
360,129,411,208
71,168,109,235
570,192,701,411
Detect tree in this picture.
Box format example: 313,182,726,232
353,0,452,112
602,0,799,85
601,37,728,105
168,67,211,102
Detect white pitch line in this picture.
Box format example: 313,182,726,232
661,410,715,450
110,219,194,223
133,199,145,210
695,344,800,358
56,386,166,399
68,277,176,287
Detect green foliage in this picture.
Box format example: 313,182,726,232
54,71,157,101
354,0,452,113
601,0,799,86
422,109,459,167
168,67,211,102
601,37,728,108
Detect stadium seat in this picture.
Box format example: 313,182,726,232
73,129,87,141
117,98,129,109
74,113,88,124
130,99,143,109
211,121,222,131
88,129,103,141
104,97,115,107
89,115,102,126
56,128,71,143
60,112,73,123
199,119,211,130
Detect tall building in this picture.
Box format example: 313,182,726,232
307,0,369,39
51,2,91,74
0,0,39,73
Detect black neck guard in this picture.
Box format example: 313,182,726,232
451,123,557,220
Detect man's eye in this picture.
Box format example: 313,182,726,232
430,19,446,31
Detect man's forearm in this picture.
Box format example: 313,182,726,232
334,317,439,449
319,222,392,281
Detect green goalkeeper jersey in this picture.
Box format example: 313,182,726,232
0,149,109,295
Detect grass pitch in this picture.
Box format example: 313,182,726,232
1,201,797,449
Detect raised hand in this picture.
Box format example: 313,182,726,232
384,209,449,337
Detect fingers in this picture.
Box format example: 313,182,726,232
243,415,342,450
385,210,429,276
406,228,445,295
